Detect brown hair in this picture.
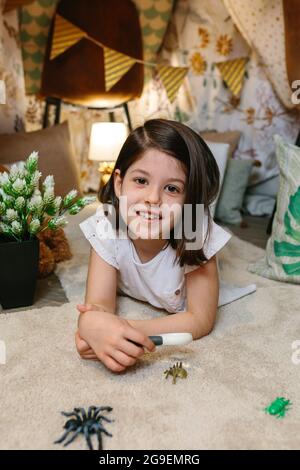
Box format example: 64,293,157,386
99,118,220,267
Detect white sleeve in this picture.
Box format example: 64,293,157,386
184,220,232,274
79,207,119,269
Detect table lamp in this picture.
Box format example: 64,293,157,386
88,122,128,190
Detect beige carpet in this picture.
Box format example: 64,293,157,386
1,234,300,449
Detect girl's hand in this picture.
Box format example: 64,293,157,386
78,309,156,372
75,304,99,360
75,330,98,360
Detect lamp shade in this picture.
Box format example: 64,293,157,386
88,122,128,162
0,80,6,104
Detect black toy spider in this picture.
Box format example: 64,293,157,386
54,406,114,450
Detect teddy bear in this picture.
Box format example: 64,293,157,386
37,227,72,278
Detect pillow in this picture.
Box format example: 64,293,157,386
248,135,300,283
243,175,279,216
0,121,82,197
215,159,253,225
204,141,230,217
200,131,241,158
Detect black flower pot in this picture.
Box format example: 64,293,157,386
0,236,39,309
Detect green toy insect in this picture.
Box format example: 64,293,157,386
164,361,187,384
264,397,292,418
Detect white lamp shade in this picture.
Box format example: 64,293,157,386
88,122,128,162
0,80,6,104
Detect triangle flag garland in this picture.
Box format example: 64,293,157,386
47,13,189,101
157,65,189,103
50,14,87,60
103,47,136,91
216,57,248,96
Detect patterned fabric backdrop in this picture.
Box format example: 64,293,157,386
19,0,59,95
0,5,26,132
170,0,300,186
2,0,300,191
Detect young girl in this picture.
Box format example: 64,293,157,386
75,119,250,373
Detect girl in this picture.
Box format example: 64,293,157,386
75,119,243,372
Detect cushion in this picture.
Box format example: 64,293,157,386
248,135,300,283
0,121,82,197
243,175,279,216
204,141,230,217
215,159,253,225
200,131,241,158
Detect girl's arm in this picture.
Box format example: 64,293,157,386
83,247,118,314
76,247,155,371
127,256,219,340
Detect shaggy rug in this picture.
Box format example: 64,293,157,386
1,217,300,449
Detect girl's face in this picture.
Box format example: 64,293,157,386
114,148,187,239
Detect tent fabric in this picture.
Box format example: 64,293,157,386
223,0,293,110
169,0,300,185
0,7,26,132
282,0,300,94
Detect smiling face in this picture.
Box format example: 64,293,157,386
113,148,187,239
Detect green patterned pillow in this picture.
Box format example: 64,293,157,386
248,135,300,283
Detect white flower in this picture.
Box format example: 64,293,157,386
53,196,62,212
63,189,78,206
43,175,54,190
0,189,14,204
26,151,39,171
0,172,9,185
81,196,96,206
15,197,25,211
43,187,55,205
11,220,22,235
28,195,43,214
12,178,26,194
10,164,20,181
31,170,42,188
48,216,67,230
29,218,40,235
5,209,19,222
0,221,10,234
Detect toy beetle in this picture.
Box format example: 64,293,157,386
264,397,292,418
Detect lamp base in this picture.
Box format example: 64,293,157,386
98,161,115,191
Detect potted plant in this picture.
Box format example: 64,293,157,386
0,151,95,309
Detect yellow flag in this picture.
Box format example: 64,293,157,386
216,57,248,96
103,47,136,91
50,14,87,60
157,65,188,103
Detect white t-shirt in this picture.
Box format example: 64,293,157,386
79,205,234,314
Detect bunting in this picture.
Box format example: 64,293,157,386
50,14,87,60
46,12,188,102
216,57,248,96
103,47,136,91
157,65,189,103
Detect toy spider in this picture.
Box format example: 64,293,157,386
54,406,114,450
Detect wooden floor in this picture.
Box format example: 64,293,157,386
1,215,271,313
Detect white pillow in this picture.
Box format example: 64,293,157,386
205,141,230,217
